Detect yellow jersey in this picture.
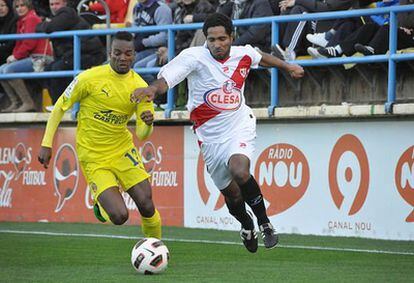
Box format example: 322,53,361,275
42,64,154,162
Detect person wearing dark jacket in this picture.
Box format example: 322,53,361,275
0,0,17,65
0,0,17,109
0,0,53,112
355,0,414,55
230,0,274,52
274,0,353,60
36,0,106,103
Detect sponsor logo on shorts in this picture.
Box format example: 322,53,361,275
53,143,79,212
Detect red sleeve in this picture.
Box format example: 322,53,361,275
89,0,127,16
13,15,41,60
89,1,105,13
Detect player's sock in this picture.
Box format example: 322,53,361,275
226,197,254,230
94,202,111,223
141,209,162,239
239,176,270,226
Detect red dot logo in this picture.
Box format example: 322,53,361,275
328,134,369,215
394,146,414,222
197,152,225,210
254,143,310,216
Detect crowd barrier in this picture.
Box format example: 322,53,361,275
0,5,413,117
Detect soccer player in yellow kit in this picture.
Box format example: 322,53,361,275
38,31,161,239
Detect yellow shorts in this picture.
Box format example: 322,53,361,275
80,147,150,201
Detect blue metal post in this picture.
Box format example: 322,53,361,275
268,21,279,117
71,35,81,120
165,29,176,118
386,11,397,114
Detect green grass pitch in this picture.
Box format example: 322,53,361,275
0,222,413,282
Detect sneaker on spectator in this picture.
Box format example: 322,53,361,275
354,43,375,56
45,105,54,112
259,223,278,249
271,44,296,61
307,46,339,59
306,32,329,48
271,44,286,60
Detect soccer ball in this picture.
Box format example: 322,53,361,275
131,237,169,275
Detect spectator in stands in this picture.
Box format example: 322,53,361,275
307,0,399,59
32,0,51,19
355,0,414,55
0,0,17,108
272,0,353,61
36,0,106,103
87,0,129,23
173,0,214,50
0,0,52,112
131,0,172,75
216,0,232,15
181,0,215,24
305,0,376,49
230,0,274,53
0,0,17,71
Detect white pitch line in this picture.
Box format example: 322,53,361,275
1,229,413,256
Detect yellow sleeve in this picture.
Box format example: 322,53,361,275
60,76,88,111
135,100,155,141
41,75,88,148
41,96,65,148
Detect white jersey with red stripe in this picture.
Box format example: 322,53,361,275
158,44,262,143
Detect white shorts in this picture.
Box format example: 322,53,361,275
200,120,256,191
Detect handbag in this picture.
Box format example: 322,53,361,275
32,39,52,72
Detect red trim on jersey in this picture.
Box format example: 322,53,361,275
190,103,220,130
231,55,252,89
190,55,252,130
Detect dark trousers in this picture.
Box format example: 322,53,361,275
369,25,414,54
280,5,314,53
339,23,380,56
327,17,365,46
45,52,106,103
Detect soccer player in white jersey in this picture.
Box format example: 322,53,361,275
131,13,304,252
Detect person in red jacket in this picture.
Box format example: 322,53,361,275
0,0,53,112
88,0,129,23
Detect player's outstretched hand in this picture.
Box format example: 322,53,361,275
131,86,157,103
38,146,52,169
140,110,154,126
287,64,304,79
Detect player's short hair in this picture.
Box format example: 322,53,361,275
203,13,233,37
112,31,134,43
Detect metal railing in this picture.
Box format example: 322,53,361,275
0,5,413,117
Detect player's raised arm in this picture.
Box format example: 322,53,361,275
259,51,305,79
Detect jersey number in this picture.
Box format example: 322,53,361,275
125,148,139,166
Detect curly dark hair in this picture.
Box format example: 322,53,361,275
203,12,233,37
